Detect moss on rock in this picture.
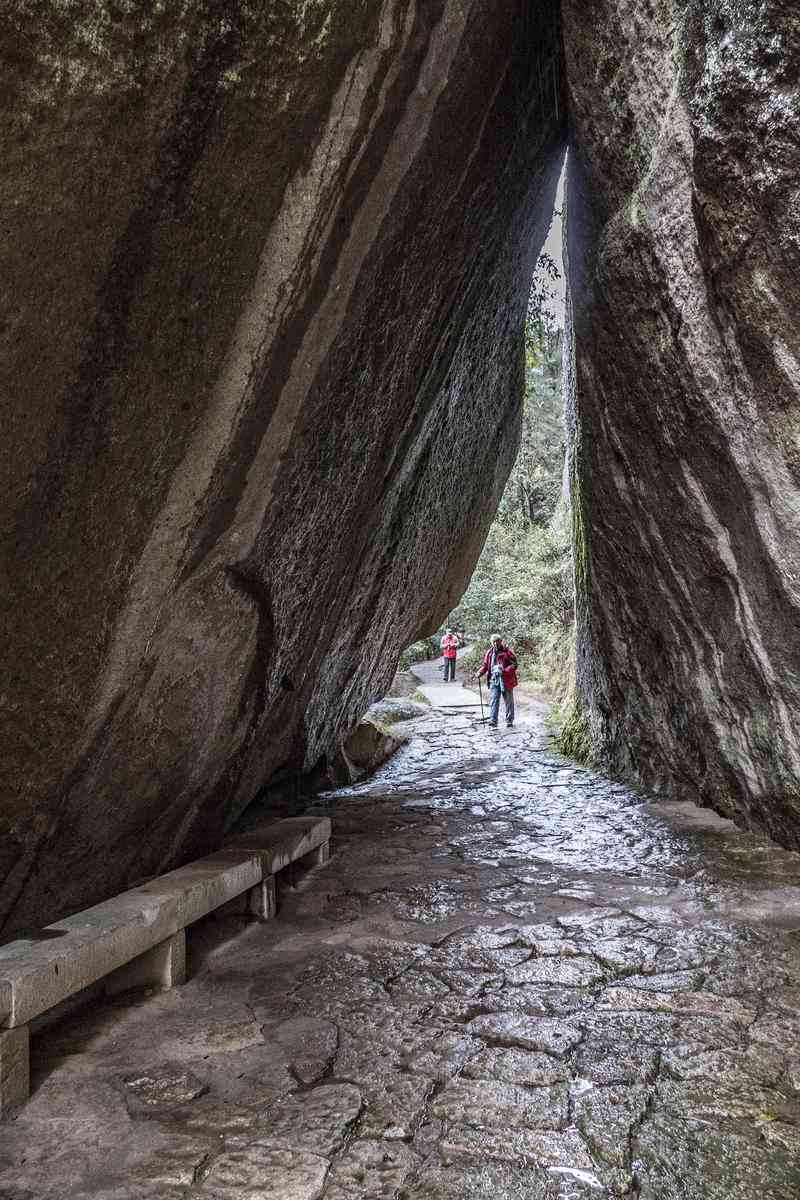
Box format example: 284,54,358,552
556,703,595,766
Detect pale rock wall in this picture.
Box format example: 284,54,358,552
1,1,565,932
563,0,800,843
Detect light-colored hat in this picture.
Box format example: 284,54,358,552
490,633,502,643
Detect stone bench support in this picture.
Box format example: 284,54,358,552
0,815,331,1119
247,876,278,921
302,841,331,869
105,929,187,997
0,1026,29,1119
215,876,277,922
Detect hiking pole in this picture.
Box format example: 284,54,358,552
478,675,487,724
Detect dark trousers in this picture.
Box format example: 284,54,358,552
443,656,456,681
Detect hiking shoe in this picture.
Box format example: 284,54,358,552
488,721,498,728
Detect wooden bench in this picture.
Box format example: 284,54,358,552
0,816,330,1118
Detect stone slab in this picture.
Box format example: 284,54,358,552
416,686,481,709
201,1144,330,1198
225,817,332,877
0,850,261,1028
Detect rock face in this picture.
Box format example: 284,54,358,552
563,2,800,843
0,2,565,932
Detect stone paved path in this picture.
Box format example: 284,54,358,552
3,706,800,1198
413,683,481,709
410,647,483,711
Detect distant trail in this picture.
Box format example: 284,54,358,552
408,651,457,686
409,647,486,714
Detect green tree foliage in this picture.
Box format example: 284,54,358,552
525,251,561,365
448,252,574,687
501,326,565,530
449,518,572,654
398,638,439,670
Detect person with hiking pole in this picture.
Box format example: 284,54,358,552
475,634,518,728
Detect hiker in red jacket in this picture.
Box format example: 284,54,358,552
476,634,518,727
440,628,459,682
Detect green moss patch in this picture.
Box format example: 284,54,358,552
556,704,595,766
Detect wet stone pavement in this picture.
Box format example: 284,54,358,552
3,704,800,1199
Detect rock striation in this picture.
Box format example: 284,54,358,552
563,1,800,843
0,2,565,932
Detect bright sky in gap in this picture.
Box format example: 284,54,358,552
535,157,567,330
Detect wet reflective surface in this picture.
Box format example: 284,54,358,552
3,704,800,1197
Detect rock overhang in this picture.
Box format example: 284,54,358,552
0,0,567,934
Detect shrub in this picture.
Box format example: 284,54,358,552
398,638,438,670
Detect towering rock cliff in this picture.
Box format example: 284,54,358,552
563,1,800,843
0,2,565,932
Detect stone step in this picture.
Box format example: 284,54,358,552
415,684,482,709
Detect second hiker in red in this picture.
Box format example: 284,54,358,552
440,628,459,682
